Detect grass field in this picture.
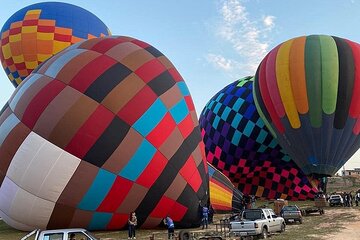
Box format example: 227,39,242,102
1,200,360,240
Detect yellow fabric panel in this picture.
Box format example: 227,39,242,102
25,61,38,69
53,41,71,54
13,55,25,64
26,9,42,15
37,32,54,41
276,39,301,128
9,34,21,43
2,44,12,59
37,54,52,62
21,26,37,34
289,36,309,114
210,182,232,208
8,74,14,81
15,78,22,85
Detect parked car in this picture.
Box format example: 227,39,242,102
230,208,286,239
328,194,344,207
280,205,303,224
21,228,99,240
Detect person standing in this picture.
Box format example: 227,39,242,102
202,205,209,229
163,216,175,239
128,212,137,239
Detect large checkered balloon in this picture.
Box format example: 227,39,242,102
0,36,209,231
0,2,111,87
200,76,318,200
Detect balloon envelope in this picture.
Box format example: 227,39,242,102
0,36,208,231
0,2,111,87
208,163,242,213
200,77,318,200
253,35,360,177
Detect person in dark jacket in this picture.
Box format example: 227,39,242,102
128,212,137,239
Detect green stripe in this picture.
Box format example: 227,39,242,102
252,79,277,138
305,35,322,128
319,35,339,114
236,76,254,87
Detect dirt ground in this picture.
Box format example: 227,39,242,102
317,208,360,240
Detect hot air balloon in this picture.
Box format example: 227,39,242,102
208,163,242,213
0,2,111,87
253,35,360,177
200,77,318,200
0,36,209,231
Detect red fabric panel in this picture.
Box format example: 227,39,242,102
136,151,168,188
69,55,117,93
146,113,176,148
22,20,38,26
131,39,150,48
97,176,133,212
168,68,183,82
180,156,202,192
184,96,195,111
135,59,166,83
258,54,285,133
177,114,194,139
22,80,66,129
65,105,113,158
107,213,129,230
54,33,72,42
346,40,360,118
117,85,157,125
150,196,176,218
9,27,21,35
91,38,126,54
38,26,55,33
168,202,188,221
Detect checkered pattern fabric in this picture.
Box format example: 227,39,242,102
0,36,208,231
0,2,111,87
199,77,318,200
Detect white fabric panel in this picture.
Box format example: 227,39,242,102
7,131,81,202
0,209,34,231
0,177,18,217
10,180,54,230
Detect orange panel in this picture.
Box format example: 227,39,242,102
24,53,37,61
37,40,53,54
10,21,23,29
18,69,29,76
9,41,22,56
55,27,72,35
22,40,37,55
38,19,56,26
24,14,40,20
1,30,9,38
71,36,82,43
88,34,96,39
21,32,37,41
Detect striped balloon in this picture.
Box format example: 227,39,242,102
208,163,242,213
253,35,360,177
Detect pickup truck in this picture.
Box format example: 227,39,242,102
21,228,99,240
230,208,285,239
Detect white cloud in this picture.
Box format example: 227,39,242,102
207,0,276,76
263,15,275,29
207,53,235,71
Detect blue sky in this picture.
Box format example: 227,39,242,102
1,0,359,172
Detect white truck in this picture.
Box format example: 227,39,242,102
230,208,285,239
21,228,99,240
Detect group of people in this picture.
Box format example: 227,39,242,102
127,202,214,239
327,191,360,207
127,212,175,240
